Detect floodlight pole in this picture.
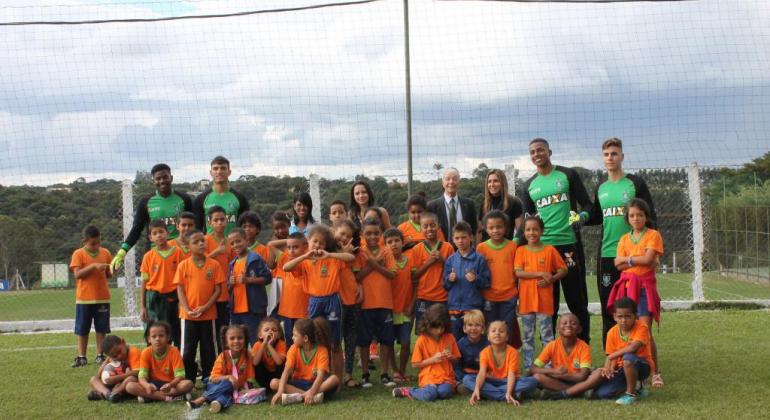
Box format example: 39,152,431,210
403,0,413,195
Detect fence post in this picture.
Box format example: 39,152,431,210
505,164,517,197
309,174,321,223
121,180,138,318
687,163,706,302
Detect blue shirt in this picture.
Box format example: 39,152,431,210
443,250,491,311
454,336,489,380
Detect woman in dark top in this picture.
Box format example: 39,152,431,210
479,169,523,241
348,180,391,228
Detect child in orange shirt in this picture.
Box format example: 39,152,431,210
392,303,460,401
411,212,455,329
477,210,522,348
384,228,416,383
227,228,272,346
467,320,537,405
532,313,592,396
354,217,397,387
140,220,184,346
270,318,341,405
168,211,196,261
556,297,653,405
398,194,447,250
611,198,664,386
272,232,310,347
126,320,193,402
331,220,363,388
188,324,259,413
514,217,567,370
175,229,224,384
237,211,271,263
206,205,235,353
87,334,140,402
69,225,113,368
283,224,355,384
252,317,287,388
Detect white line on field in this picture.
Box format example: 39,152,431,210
0,342,146,352
664,275,755,299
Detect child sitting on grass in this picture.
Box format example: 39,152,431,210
87,334,140,402
531,313,592,398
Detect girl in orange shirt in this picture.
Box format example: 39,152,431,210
611,198,664,387
332,220,364,388
270,318,340,405
252,317,287,388
392,303,460,401
514,217,567,370
188,324,259,413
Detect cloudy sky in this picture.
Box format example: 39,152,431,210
0,0,768,185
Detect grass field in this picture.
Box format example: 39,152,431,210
2,273,768,322
0,310,767,419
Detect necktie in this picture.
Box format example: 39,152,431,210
449,198,457,233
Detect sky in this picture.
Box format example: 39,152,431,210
0,0,768,186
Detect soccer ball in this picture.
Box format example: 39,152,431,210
100,360,128,384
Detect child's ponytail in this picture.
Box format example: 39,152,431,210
311,317,332,349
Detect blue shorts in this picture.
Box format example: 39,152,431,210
356,308,394,347
288,379,336,399
393,317,413,346
596,353,651,399
307,294,342,346
637,288,650,317
74,303,110,336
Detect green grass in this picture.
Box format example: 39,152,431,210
2,274,768,322
0,311,767,418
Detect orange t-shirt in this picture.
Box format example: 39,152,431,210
285,344,330,382
411,241,455,302
338,261,358,306
391,253,416,314
534,337,592,373
276,252,309,319
479,345,520,380
294,257,346,297
70,247,112,304
477,239,518,302
353,247,396,310
514,245,567,315
138,346,185,383
126,345,142,370
606,320,654,370
205,234,234,302
168,239,191,261
252,339,287,372
249,241,270,262
616,228,664,276
360,236,385,251
211,350,256,389
140,246,183,294
397,221,446,244
173,257,225,321
412,333,460,387
230,257,249,314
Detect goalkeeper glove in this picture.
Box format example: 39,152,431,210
110,248,128,272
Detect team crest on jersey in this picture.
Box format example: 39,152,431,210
601,273,612,287
603,206,626,217
163,367,170,374
206,269,213,280
152,264,159,273
573,359,580,369
555,179,563,189
536,193,569,209
228,202,235,210
320,265,328,277
622,191,630,202
563,252,576,268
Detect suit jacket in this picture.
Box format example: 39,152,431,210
427,195,478,241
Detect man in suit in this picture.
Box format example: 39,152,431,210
427,167,478,242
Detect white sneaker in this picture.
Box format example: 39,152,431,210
281,393,303,405
209,400,222,413
137,396,145,404
312,392,324,404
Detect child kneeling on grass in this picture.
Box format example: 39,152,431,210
126,320,194,403
467,320,537,406
547,297,653,405
392,303,460,401
87,334,140,402
188,324,263,413
270,317,340,406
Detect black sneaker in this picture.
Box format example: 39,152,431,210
360,374,373,388
94,354,107,365
87,390,104,401
108,392,123,403
71,356,88,368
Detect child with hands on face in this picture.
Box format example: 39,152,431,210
252,317,287,388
